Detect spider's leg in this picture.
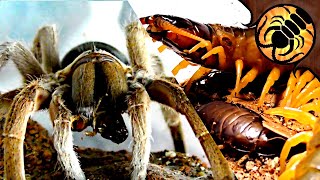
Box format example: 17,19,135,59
0,90,20,136
0,42,45,82
144,79,234,179
0,90,19,117
32,25,60,73
125,20,234,179
127,82,152,180
151,55,185,152
3,79,54,180
49,85,86,180
125,20,155,180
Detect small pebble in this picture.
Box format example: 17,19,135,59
165,151,176,158
200,166,205,171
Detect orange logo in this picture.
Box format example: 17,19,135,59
256,4,315,64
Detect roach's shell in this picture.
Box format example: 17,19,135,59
197,101,285,156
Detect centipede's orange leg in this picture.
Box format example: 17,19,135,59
231,59,243,97
201,46,227,70
291,77,320,108
232,61,261,97
258,67,281,106
299,100,320,116
153,18,213,54
158,44,167,53
290,70,314,106
171,59,211,92
294,87,320,108
279,70,301,107
265,107,317,129
279,151,307,180
278,131,313,173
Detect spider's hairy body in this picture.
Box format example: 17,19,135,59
1,21,235,180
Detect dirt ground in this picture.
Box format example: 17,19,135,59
0,119,287,180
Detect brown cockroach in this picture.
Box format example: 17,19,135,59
197,100,286,156
140,14,295,106
178,66,288,156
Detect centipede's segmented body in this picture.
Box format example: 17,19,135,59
141,14,294,105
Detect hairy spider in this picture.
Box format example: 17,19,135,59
1,21,233,180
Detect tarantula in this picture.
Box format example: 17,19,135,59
0,21,233,179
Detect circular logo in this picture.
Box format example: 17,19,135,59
256,4,315,64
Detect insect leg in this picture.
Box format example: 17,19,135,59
299,100,320,116
278,152,307,180
201,46,227,69
232,63,260,96
280,70,301,107
280,39,295,56
295,87,320,108
292,78,320,107
265,107,317,129
152,17,213,55
258,66,281,106
157,44,167,52
289,70,314,105
31,25,60,73
278,131,312,173
231,59,244,97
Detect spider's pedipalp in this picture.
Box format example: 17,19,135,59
32,25,60,74
3,79,55,180
0,42,45,82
